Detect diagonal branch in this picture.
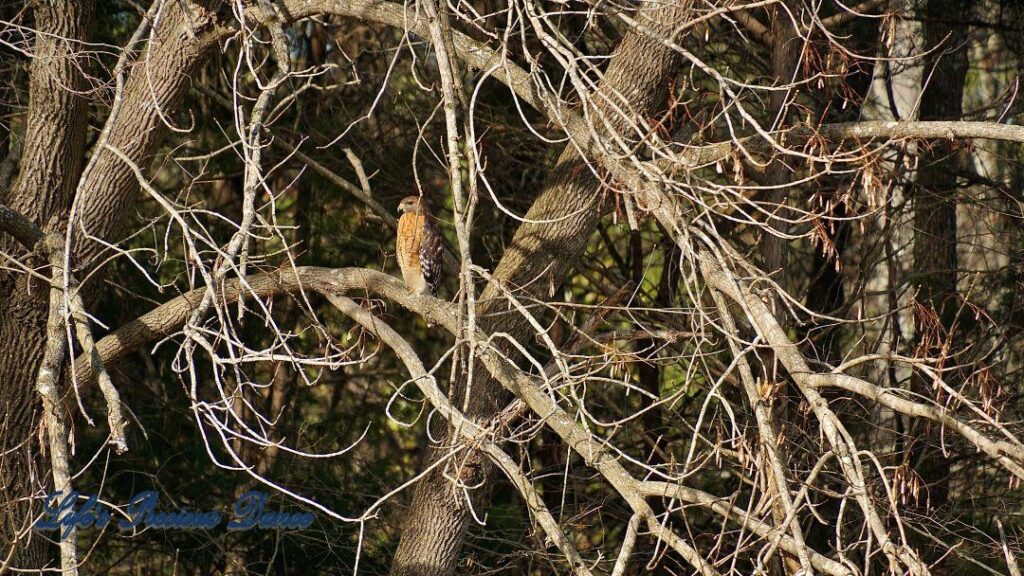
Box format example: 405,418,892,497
0,203,44,251
326,295,594,576
699,252,930,576
73,265,854,576
706,287,813,574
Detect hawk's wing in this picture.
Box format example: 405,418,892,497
419,216,445,297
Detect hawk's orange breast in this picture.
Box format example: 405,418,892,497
397,212,426,274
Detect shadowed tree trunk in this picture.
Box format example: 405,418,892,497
756,6,806,574
759,1,804,298
0,1,94,566
913,2,969,325
909,0,971,544
0,2,224,569
388,3,695,574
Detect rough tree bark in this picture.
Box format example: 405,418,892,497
71,3,227,267
389,3,694,575
0,2,224,569
0,1,94,567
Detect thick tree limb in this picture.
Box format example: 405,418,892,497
0,203,43,251
70,2,230,267
74,264,856,576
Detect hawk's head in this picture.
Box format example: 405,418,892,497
397,195,427,214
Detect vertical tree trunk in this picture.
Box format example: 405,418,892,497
0,3,221,569
0,1,94,568
759,1,804,298
389,4,694,574
913,0,969,319
758,7,805,574
910,0,971,528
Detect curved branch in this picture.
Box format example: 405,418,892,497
326,295,594,576
73,267,424,383
76,264,851,576
278,0,1024,194
805,373,1024,478
700,253,929,575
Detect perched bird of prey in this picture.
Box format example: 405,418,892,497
396,195,444,296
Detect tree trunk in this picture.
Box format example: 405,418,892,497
759,1,804,299
913,1,969,320
388,4,694,574
0,1,94,568
0,3,222,569
910,0,971,530
71,3,225,267
757,7,806,574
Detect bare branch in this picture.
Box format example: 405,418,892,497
34,233,79,576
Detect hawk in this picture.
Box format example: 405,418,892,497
396,195,444,296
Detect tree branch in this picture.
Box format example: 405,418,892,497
34,234,79,576
74,264,858,576
0,203,44,251
707,287,813,574
805,372,1024,478
192,82,399,229
326,295,594,576
699,252,930,575
0,203,128,453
